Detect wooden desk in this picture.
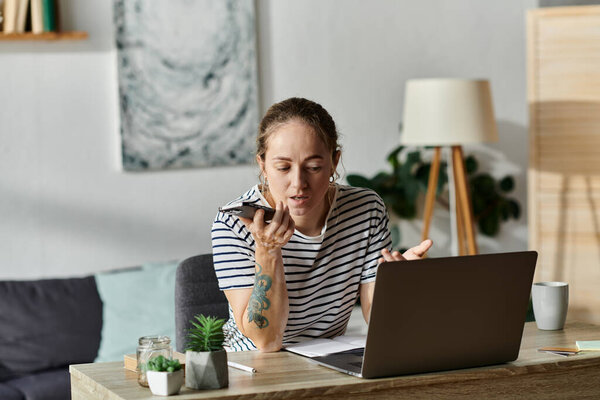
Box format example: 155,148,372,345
71,322,600,399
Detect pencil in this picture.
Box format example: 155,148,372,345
227,361,256,373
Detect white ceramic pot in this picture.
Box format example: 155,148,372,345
147,369,184,396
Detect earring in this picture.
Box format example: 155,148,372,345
329,175,335,183
259,174,268,196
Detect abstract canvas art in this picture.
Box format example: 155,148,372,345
114,0,259,171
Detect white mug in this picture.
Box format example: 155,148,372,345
532,282,569,330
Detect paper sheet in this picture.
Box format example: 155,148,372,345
284,335,366,358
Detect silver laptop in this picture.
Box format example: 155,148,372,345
311,251,537,378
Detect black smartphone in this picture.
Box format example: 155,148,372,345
219,202,276,222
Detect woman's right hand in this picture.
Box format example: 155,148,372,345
239,201,295,251
236,201,293,351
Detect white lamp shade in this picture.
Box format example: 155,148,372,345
401,79,498,145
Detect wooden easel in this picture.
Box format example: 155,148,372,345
421,146,478,256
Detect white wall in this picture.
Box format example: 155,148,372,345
0,0,537,279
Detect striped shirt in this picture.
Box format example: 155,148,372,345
211,184,392,351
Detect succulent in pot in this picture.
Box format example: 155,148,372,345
145,355,183,396
185,314,228,389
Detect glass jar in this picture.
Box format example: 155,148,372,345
136,335,173,387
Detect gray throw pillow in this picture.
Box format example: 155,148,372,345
0,276,102,380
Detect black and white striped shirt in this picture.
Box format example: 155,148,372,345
211,184,392,351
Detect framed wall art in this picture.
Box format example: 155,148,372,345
114,0,259,171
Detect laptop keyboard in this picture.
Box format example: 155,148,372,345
338,347,364,357
313,347,364,375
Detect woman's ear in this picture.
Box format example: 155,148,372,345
332,150,341,170
256,154,266,176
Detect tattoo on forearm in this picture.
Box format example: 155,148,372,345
247,263,272,329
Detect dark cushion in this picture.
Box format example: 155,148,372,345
5,368,69,400
0,276,102,380
0,382,24,400
175,254,229,352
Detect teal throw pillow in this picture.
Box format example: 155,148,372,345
94,261,179,362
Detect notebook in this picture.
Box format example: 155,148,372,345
576,341,600,351
308,251,538,379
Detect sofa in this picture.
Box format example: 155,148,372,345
0,254,227,400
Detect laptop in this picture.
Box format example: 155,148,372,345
311,251,538,379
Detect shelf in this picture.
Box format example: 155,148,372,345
0,31,88,41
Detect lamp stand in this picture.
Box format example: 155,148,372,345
421,146,479,256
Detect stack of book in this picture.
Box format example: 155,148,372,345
1,0,57,34
538,341,600,357
576,340,600,352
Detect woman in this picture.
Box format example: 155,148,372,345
212,97,432,352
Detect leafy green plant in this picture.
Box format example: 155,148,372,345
347,145,520,238
468,160,521,236
146,355,182,373
185,314,226,352
347,146,446,220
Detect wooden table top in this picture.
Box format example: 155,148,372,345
70,322,600,399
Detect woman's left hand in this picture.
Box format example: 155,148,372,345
378,239,433,263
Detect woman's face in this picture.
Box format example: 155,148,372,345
258,120,338,219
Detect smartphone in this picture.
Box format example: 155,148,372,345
219,202,276,222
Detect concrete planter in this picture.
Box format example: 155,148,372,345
146,369,184,396
185,349,229,389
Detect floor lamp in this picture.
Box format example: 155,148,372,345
401,79,498,256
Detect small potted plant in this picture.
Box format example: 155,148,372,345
145,355,184,396
185,314,228,389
